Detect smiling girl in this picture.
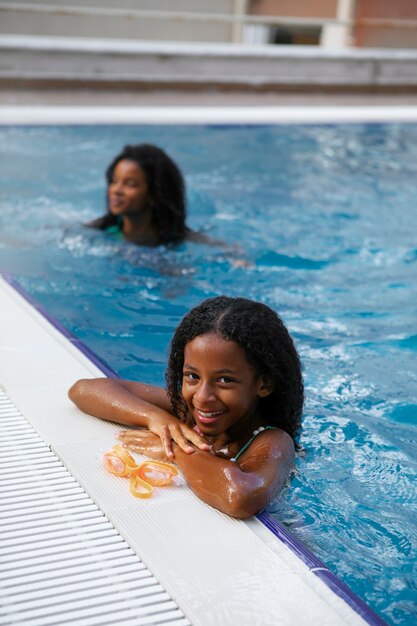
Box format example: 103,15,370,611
68,296,303,519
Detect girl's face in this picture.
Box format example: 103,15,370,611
108,159,149,216
182,333,271,439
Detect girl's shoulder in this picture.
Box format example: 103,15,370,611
185,229,227,247
262,426,295,452
232,426,294,463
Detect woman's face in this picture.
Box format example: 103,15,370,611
107,159,149,216
181,332,271,439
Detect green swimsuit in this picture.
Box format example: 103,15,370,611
230,426,276,462
105,217,123,236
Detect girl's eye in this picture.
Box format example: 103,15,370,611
110,178,138,187
218,376,235,384
183,372,198,381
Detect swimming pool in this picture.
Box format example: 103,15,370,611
1,120,416,626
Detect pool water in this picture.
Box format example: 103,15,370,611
1,123,416,626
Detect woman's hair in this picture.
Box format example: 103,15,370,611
166,296,304,441
90,144,189,245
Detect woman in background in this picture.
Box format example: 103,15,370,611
89,143,201,246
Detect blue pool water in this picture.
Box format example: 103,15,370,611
1,123,416,626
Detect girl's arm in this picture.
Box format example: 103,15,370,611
119,427,294,519
68,377,210,459
174,429,294,518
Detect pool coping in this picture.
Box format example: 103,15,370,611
2,272,388,626
0,104,417,125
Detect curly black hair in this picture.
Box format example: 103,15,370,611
89,144,190,245
166,296,303,442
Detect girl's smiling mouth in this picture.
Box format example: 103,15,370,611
195,409,225,424
109,196,124,207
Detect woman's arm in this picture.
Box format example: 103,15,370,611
119,427,294,519
68,377,210,458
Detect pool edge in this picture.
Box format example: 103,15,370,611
1,104,417,126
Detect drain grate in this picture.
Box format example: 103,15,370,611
0,389,191,626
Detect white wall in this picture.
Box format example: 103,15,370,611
0,0,237,43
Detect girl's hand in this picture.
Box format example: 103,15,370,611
122,419,211,460
68,378,210,459
150,420,210,459
116,430,167,461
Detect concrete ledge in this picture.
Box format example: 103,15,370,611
1,104,417,125
1,35,417,89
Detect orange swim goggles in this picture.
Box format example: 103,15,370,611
103,444,178,499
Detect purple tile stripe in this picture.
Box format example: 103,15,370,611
3,272,388,626
3,273,117,379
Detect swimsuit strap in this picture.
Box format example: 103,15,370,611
105,216,123,235
230,425,276,463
